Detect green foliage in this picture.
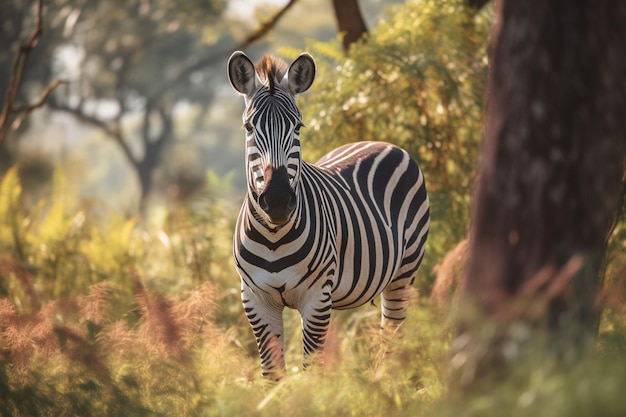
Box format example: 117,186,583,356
297,0,491,290
141,171,244,328
437,303,626,417
1,156,626,417
0,168,26,262
0,277,240,416
0,167,248,416
0,167,138,309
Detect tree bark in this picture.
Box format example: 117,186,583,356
330,0,368,51
463,0,626,353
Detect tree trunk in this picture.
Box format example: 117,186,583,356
459,0,626,381
330,0,368,51
136,104,172,211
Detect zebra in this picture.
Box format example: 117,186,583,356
227,51,430,379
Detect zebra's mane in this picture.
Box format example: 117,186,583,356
255,55,288,95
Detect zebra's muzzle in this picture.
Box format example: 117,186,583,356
258,166,296,225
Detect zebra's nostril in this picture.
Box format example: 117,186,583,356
260,194,270,212
287,192,296,210
260,191,293,213
256,166,296,224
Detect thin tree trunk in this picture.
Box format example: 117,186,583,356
137,104,172,211
330,0,368,51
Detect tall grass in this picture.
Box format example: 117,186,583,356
1,166,626,416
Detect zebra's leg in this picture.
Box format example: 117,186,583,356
242,286,286,380
381,236,425,329
381,268,417,329
299,284,333,370
374,268,418,371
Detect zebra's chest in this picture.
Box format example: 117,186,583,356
248,264,314,306
235,228,337,308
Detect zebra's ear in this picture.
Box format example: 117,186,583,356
228,51,257,97
286,53,316,95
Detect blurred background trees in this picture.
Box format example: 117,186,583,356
2,0,264,210
44,0,230,210
0,0,403,211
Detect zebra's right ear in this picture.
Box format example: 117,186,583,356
228,51,257,97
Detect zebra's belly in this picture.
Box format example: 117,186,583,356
329,258,400,309
327,220,406,309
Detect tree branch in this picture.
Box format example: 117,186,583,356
10,79,68,113
0,0,64,143
147,0,299,103
47,100,136,166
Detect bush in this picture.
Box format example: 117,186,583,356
291,0,492,291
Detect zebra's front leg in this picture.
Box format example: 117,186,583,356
299,285,333,370
242,286,286,380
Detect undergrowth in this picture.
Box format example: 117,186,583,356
0,167,453,416
1,166,626,416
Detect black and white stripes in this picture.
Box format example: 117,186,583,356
228,51,430,379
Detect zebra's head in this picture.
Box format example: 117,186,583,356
228,51,316,227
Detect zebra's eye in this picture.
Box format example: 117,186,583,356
294,123,304,135
244,122,254,135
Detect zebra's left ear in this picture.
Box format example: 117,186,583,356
286,53,316,96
